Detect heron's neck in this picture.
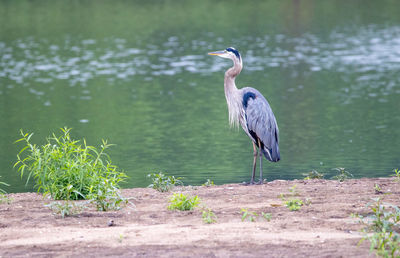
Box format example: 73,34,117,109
224,59,242,95
224,59,243,128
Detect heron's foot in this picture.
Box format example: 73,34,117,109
254,179,267,185
240,181,256,186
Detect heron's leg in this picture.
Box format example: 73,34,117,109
251,141,257,184
257,138,263,184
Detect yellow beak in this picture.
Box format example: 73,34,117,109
208,50,225,56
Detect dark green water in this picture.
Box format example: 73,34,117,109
1,0,400,192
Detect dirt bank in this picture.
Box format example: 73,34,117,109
1,178,399,257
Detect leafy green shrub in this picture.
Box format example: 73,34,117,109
168,193,200,211
14,128,128,210
202,207,217,224
87,180,129,211
357,198,400,257
147,172,183,192
331,167,353,182
302,170,324,180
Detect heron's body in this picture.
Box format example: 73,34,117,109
209,47,280,184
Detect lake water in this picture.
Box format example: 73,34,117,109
1,1,400,192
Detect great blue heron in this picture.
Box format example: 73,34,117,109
208,47,280,184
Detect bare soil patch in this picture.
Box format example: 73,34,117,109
1,178,399,257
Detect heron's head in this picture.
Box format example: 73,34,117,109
208,47,241,62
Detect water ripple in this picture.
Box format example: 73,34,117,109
1,26,400,103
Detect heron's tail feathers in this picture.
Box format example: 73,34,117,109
262,144,280,162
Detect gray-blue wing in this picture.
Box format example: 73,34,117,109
243,89,280,162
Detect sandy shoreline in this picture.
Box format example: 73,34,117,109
1,177,399,257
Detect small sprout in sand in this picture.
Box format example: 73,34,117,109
350,213,359,219
118,234,124,243
241,208,258,222
202,207,217,224
46,200,86,218
304,198,312,206
0,194,12,205
0,175,12,204
0,175,9,194
280,186,305,211
45,184,87,218
392,168,400,182
202,179,215,187
302,170,324,180
261,212,272,221
374,184,384,194
285,199,303,211
168,193,200,211
331,167,353,182
279,185,300,199
289,185,299,196
147,172,183,192
241,209,272,222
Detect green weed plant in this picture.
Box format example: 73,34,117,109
0,175,9,194
14,128,128,211
331,167,353,182
202,179,215,187
45,184,86,217
241,208,272,222
303,170,324,180
241,208,258,222
285,199,304,211
289,185,299,196
0,160,13,204
279,185,299,199
357,198,400,257
202,207,217,224
262,212,272,221
87,180,129,211
0,194,12,204
46,200,85,218
147,172,183,192
279,186,304,211
393,168,400,182
168,193,200,211
374,184,384,194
